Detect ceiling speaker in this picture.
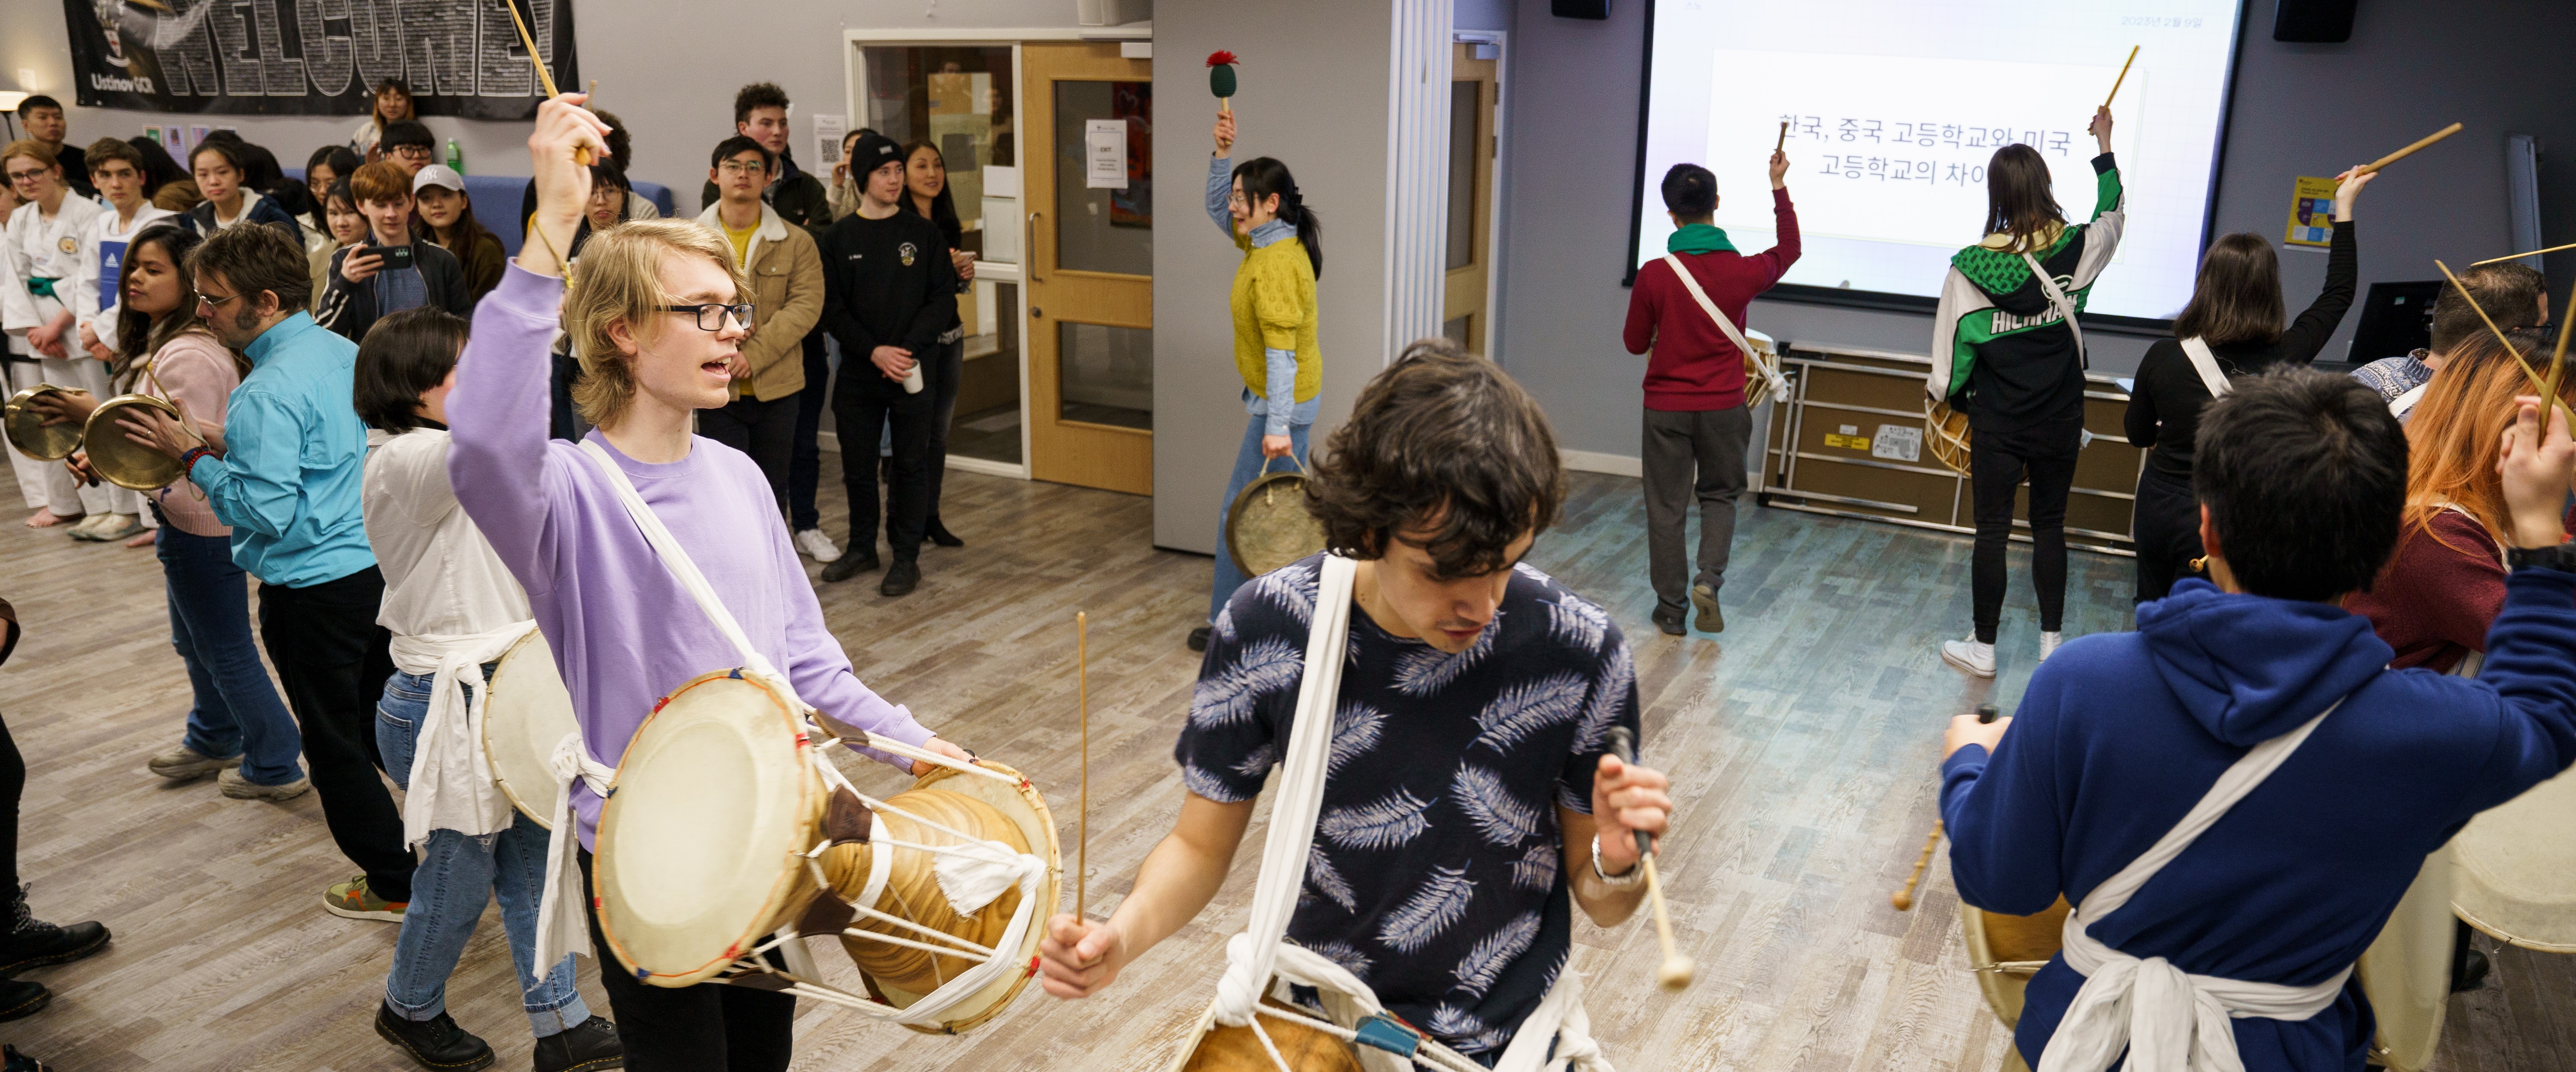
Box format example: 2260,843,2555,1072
2273,0,2355,43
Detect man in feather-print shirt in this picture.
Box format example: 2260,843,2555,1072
1037,342,1674,1061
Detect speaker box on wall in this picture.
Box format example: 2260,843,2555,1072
2274,0,2356,43
1552,0,1608,18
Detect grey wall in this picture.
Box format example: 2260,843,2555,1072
1496,0,2576,461
1150,0,1394,553
0,0,1082,214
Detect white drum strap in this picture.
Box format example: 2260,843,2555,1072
2041,700,2354,1072
1659,253,1788,404
2178,337,2231,398
389,623,535,850
532,730,616,969
2023,252,2088,369
2390,380,2431,419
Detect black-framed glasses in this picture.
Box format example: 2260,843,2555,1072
659,303,752,331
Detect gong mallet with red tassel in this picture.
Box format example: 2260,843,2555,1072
1207,50,1240,115
1893,703,1998,911
1604,726,1692,990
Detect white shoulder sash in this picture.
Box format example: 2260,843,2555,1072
2178,337,2230,398
1659,252,1789,404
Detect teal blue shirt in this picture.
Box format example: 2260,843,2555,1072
185,313,378,587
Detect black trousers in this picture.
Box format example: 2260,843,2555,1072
580,850,793,1072
2132,463,2207,604
698,395,797,516
832,364,935,564
0,708,20,896
549,353,583,442
924,335,964,531
1969,420,2079,644
257,567,413,902
787,334,831,533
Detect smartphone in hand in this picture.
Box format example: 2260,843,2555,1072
380,243,416,271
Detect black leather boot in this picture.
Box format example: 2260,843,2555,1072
374,1002,495,1072
0,886,108,976
531,1015,623,1072
0,980,48,1023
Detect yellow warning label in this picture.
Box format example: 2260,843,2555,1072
1824,433,1870,450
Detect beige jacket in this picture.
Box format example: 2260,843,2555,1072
694,200,823,402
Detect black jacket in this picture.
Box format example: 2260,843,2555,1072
180,194,305,246
2124,221,2358,481
818,211,957,381
315,241,474,343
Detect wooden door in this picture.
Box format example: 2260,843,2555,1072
1441,43,1499,354
1023,43,1154,495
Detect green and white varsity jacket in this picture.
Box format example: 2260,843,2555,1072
1927,154,2126,432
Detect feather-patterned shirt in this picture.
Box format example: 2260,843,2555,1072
1176,554,1642,1055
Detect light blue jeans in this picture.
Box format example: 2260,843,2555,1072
1210,413,1313,621
376,669,589,1037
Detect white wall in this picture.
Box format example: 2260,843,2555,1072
1150,0,1395,553
1493,0,2576,461
0,0,1082,212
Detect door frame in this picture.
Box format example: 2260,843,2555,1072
1452,30,1510,365
839,28,1102,481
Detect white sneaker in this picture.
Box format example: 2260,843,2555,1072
794,528,843,563
1941,637,1996,678
2039,631,2065,662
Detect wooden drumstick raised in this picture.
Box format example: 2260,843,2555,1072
1893,704,1997,911
2103,46,2139,109
1076,610,1091,921
2357,121,2462,176
1776,120,1789,154
2475,241,2576,267
501,0,593,166
1604,726,1691,991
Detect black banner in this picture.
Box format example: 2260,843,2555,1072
64,0,578,120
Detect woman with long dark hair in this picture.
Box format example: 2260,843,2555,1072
1189,109,1324,652
2125,167,2370,603
44,225,310,798
898,141,975,547
128,136,200,213
305,145,361,213
1927,108,2120,678
412,167,505,301
350,77,416,160
180,140,302,242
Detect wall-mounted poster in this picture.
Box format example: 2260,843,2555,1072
2285,175,2338,248
62,0,579,120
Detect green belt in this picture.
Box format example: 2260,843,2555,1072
25,277,60,300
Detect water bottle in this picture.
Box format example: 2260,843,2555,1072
444,138,464,174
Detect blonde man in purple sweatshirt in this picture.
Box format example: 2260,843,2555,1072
446,96,971,1072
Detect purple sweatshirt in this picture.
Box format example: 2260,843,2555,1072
448,264,932,850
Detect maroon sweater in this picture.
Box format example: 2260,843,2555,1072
1621,187,1801,412
2347,507,2576,672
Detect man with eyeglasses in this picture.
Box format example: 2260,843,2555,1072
380,121,438,179
693,135,823,516
122,223,416,927
817,131,955,596
1,139,105,532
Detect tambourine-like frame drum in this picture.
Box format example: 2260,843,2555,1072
82,394,185,490
1926,399,1972,477
3,385,87,462
481,631,580,827
2450,768,2576,954
1226,456,1325,580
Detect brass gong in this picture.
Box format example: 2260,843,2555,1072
3,385,89,462
1225,455,1326,579
83,395,185,490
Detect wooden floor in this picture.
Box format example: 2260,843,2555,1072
2,466,2569,1071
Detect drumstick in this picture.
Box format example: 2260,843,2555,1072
1604,727,1691,991
2357,122,2462,176
501,0,593,166
1893,704,1996,911
2103,46,2139,109
2436,259,2576,427
1776,120,1788,154
2474,241,2576,267
1076,610,1090,921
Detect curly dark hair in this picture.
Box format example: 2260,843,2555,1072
1306,339,1564,578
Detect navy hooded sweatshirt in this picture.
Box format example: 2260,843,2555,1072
1942,572,2576,1071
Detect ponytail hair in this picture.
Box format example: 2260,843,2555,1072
1232,156,1322,279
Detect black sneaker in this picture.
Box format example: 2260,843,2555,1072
3,1042,50,1072
0,980,48,1023
0,886,109,976
374,1002,495,1072
532,1015,623,1072
820,552,881,583
1690,583,1724,633
1187,626,1212,653
881,561,921,597
1651,605,1686,636
925,519,964,548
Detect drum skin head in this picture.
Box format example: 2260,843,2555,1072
1226,471,1326,580
596,671,822,987
481,631,579,828
2451,768,2576,953
857,759,1060,1035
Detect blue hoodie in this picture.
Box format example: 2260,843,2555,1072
1942,573,2576,1071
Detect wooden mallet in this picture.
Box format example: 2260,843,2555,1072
1076,610,1091,921
2104,46,2139,109
1605,726,1691,990
502,0,592,166
1893,704,1997,911
2357,122,2463,176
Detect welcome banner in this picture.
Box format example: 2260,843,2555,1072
63,0,578,120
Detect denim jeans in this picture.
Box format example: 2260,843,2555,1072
157,524,304,785
376,670,589,1037
1209,413,1312,621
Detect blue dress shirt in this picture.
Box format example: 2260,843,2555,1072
185,312,378,587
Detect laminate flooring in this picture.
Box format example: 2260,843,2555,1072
1,466,2568,1071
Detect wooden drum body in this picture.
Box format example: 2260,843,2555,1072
480,631,580,827
1179,1002,1367,1072
2450,768,2576,954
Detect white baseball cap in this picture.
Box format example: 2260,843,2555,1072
411,163,465,195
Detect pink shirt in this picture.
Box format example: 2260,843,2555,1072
143,332,240,537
